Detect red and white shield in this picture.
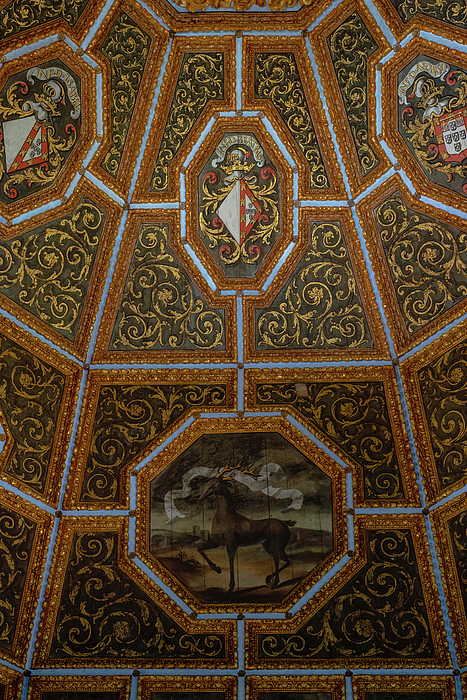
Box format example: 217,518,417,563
216,178,262,245
0,115,48,174
434,107,467,163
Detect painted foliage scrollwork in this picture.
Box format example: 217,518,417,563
327,13,379,176
254,53,329,190
391,0,467,26
110,224,225,352
255,222,372,350
151,53,224,192
0,334,65,493
0,0,88,38
260,529,434,659
0,506,35,650
100,13,151,179
256,382,404,500
51,532,225,659
376,194,467,334
0,198,104,340
418,337,467,489
80,383,227,502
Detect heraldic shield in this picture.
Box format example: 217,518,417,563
397,54,467,196
198,133,281,280
0,59,81,205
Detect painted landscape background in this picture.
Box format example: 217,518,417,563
150,432,333,604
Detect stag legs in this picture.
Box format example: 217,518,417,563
262,540,291,589
198,539,222,574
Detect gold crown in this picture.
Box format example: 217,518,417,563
220,148,255,175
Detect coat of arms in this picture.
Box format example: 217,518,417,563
0,61,81,203
198,133,280,279
398,56,467,195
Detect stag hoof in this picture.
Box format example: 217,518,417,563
213,565,221,574
265,573,273,585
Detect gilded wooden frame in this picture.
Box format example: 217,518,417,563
0,40,96,221
144,0,333,33
33,515,237,669
132,35,236,205
64,367,237,510
138,675,237,700
352,674,456,698
0,485,54,667
401,317,467,506
87,0,169,202
310,0,391,197
382,37,467,213
28,675,132,699
0,316,81,507
136,415,347,614
242,36,346,202
243,207,390,364
246,674,345,699
244,514,449,669
0,665,21,700
185,115,293,291
92,209,237,365
357,173,467,357
244,365,419,508
431,493,467,668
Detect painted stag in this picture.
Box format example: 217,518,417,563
197,464,296,594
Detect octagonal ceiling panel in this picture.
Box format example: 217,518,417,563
137,416,346,614
0,41,95,219
383,38,467,212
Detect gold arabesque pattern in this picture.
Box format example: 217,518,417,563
100,12,151,179
255,221,372,350
110,223,225,352
0,0,465,692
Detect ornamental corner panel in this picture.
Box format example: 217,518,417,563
242,36,346,202
245,675,345,700
64,367,237,510
352,674,455,699
244,365,419,508
92,210,236,365
357,173,467,357
243,207,389,364
0,665,21,700
0,40,96,220
185,116,292,291
383,38,467,212
0,485,53,667
32,515,237,669
373,0,467,44
0,179,121,361
0,315,81,506
431,493,467,668
400,318,467,505
132,36,236,204
87,0,169,201
138,675,237,700
27,675,132,699
245,514,449,669
310,0,391,197
0,0,107,54
136,415,347,615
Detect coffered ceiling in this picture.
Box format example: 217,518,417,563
0,0,466,699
